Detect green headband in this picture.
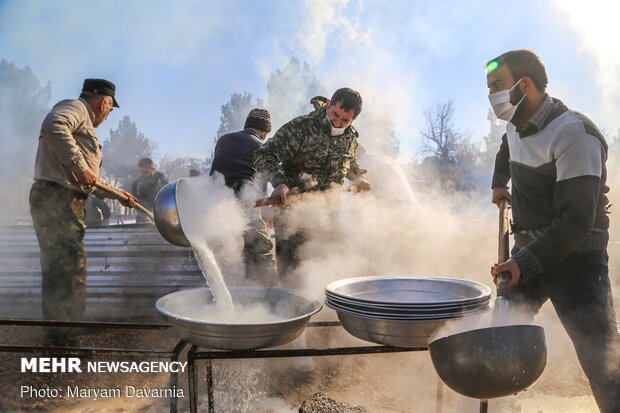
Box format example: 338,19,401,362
485,60,500,74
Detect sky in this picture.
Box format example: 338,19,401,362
1,0,619,161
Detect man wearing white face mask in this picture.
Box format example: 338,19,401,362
487,49,620,412
254,88,370,279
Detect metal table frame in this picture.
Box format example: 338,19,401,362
186,321,445,413
0,318,187,413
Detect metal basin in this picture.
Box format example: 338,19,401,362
325,276,492,347
156,287,322,350
153,180,190,247
325,291,490,311
334,308,487,348
327,299,492,320
326,276,492,306
429,325,547,399
326,293,491,316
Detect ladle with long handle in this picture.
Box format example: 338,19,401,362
493,198,511,325
94,181,154,221
428,196,547,403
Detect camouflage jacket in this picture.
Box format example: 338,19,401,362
253,107,365,193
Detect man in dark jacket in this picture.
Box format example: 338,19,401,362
131,158,168,223
210,108,277,284
488,49,619,412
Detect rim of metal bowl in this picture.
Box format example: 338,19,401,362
156,286,323,327
325,276,492,305
326,299,491,321
325,290,491,310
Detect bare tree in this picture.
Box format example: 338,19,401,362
418,101,488,192
420,101,464,166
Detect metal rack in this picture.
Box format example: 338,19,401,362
186,321,435,413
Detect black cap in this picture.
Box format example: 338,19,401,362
244,108,271,132
82,78,119,108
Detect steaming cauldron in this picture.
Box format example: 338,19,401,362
156,287,322,350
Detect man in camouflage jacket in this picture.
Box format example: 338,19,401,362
254,88,370,279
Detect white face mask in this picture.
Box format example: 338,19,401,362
326,113,346,136
488,78,525,121
330,126,346,136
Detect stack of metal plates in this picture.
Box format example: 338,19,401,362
325,276,492,348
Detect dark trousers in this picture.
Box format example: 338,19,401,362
29,180,88,322
507,249,620,412
243,213,277,285
273,228,306,286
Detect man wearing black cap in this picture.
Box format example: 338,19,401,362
29,78,135,345
210,108,277,284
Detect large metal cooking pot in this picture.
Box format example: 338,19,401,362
156,286,322,350
153,180,190,247
429,325,546,399
429,199,547,400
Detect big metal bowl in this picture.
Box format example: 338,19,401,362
334,307,487,348
326,294,491,316
326,298,492,320
326,276,492,306
156,287,322,350
153,180,190,247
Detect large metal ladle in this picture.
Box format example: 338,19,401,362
428,199,547,407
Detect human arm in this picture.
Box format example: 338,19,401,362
489,133,518,285
346,141,370,191
492,187,511,205
94,181,137,208
73,169,98,186
491,259,521,287
491,133,511,207
271,183,290,204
